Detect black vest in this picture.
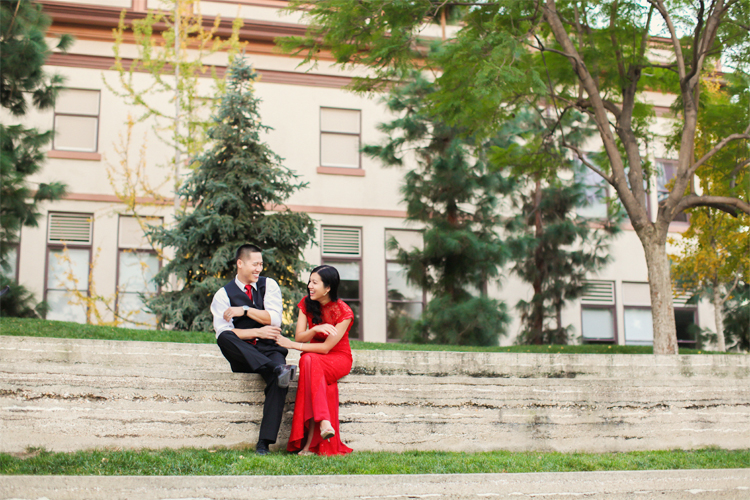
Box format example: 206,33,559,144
225,277,267,331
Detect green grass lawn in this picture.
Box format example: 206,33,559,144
0,317,736,354
1,448,748,475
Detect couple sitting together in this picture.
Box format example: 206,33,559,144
210,244,353,456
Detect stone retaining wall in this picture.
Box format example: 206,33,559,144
1,336,748,453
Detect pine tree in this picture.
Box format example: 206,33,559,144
365,73,513,346
1,0,72,316
507,180,620,344
146,57,315,331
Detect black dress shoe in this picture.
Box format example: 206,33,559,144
274,364,296,389
256,440,270,455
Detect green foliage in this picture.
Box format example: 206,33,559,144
724,282,750,352
0,317,733,354
146,58,315,331
284,0,750,354
2,447,748,475
366,73,512,346
0,0,72,316
507,180,620,345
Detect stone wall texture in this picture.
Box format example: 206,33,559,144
1,336,748,453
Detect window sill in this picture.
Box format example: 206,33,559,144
317,166,365,177
48,150,102,161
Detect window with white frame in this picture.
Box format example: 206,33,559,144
116,216,160,328
385,229,424,341
320,107,361,169
45,213,93,323
321,226,362,339
580,280,616,342
53,89,100,152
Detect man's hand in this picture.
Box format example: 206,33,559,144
255,325,282,341
223,307,245,322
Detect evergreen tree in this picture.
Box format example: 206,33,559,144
1,0,72,316
507,180,620,344
365,73,513,346
495,108,620,345
146,57,315,331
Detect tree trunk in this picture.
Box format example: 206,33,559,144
712,283,726,352
531,178,545,343
641,235,679,355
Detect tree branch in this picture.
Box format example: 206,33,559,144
730,159,750,189
562,141,614,184
689,123,750,177
609,1,626,82
674,195,750,217
647,0,686,79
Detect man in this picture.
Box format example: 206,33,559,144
211,244,295,455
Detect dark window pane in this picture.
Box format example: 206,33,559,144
343,299,360,339
675,309,697,345
387,301,422,341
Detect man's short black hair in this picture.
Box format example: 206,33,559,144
236,244,262,263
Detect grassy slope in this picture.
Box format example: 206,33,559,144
1,448,748,475
0,317,733,354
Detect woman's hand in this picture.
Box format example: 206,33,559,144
312,324,339,337
276,335,293,349
222,307,244,321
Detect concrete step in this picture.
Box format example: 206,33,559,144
1,336,748,453
1,469,749,499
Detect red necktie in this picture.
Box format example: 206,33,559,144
243,284,256,345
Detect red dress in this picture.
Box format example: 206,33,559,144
287,298,354,456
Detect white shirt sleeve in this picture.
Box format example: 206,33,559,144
210,287,235,339
264,277,283,328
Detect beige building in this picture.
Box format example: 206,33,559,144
6,0,716,346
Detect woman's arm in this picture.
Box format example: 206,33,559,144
279,316,351,354
293,309,337,344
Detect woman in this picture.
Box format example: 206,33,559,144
276,265,354,456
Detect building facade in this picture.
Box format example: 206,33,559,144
6,0,716,346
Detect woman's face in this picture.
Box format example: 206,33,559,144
308,272,330,301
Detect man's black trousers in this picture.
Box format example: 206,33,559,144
216,331,288,444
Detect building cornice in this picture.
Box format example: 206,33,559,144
40,0,309,45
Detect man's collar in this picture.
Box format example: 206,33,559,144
235,275,257,290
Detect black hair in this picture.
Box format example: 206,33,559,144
304,265,340,325
235,244,262,264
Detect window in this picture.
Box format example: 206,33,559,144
53,89,100,152
385,229,425,341
116,216,160,328
622,282,653,345
1,243,19,282
575,160,609,219
321,226,362,339
673,289,699,348
320,107,361,170
580,280,616,342
656,159,689,223
45,213,93,323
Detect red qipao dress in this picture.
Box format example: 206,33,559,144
287,298,354,456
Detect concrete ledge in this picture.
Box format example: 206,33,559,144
2,470,750,500
1,336,748,453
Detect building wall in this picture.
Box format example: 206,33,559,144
7,0,716,346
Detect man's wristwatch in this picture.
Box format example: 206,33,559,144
242,305,250,317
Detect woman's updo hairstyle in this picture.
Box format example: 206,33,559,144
304,265,340,325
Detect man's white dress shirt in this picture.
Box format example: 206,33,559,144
211,275,283,339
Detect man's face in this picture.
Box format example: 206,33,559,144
238,251,263,284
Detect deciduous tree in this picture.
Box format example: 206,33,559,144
283,0,750,354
